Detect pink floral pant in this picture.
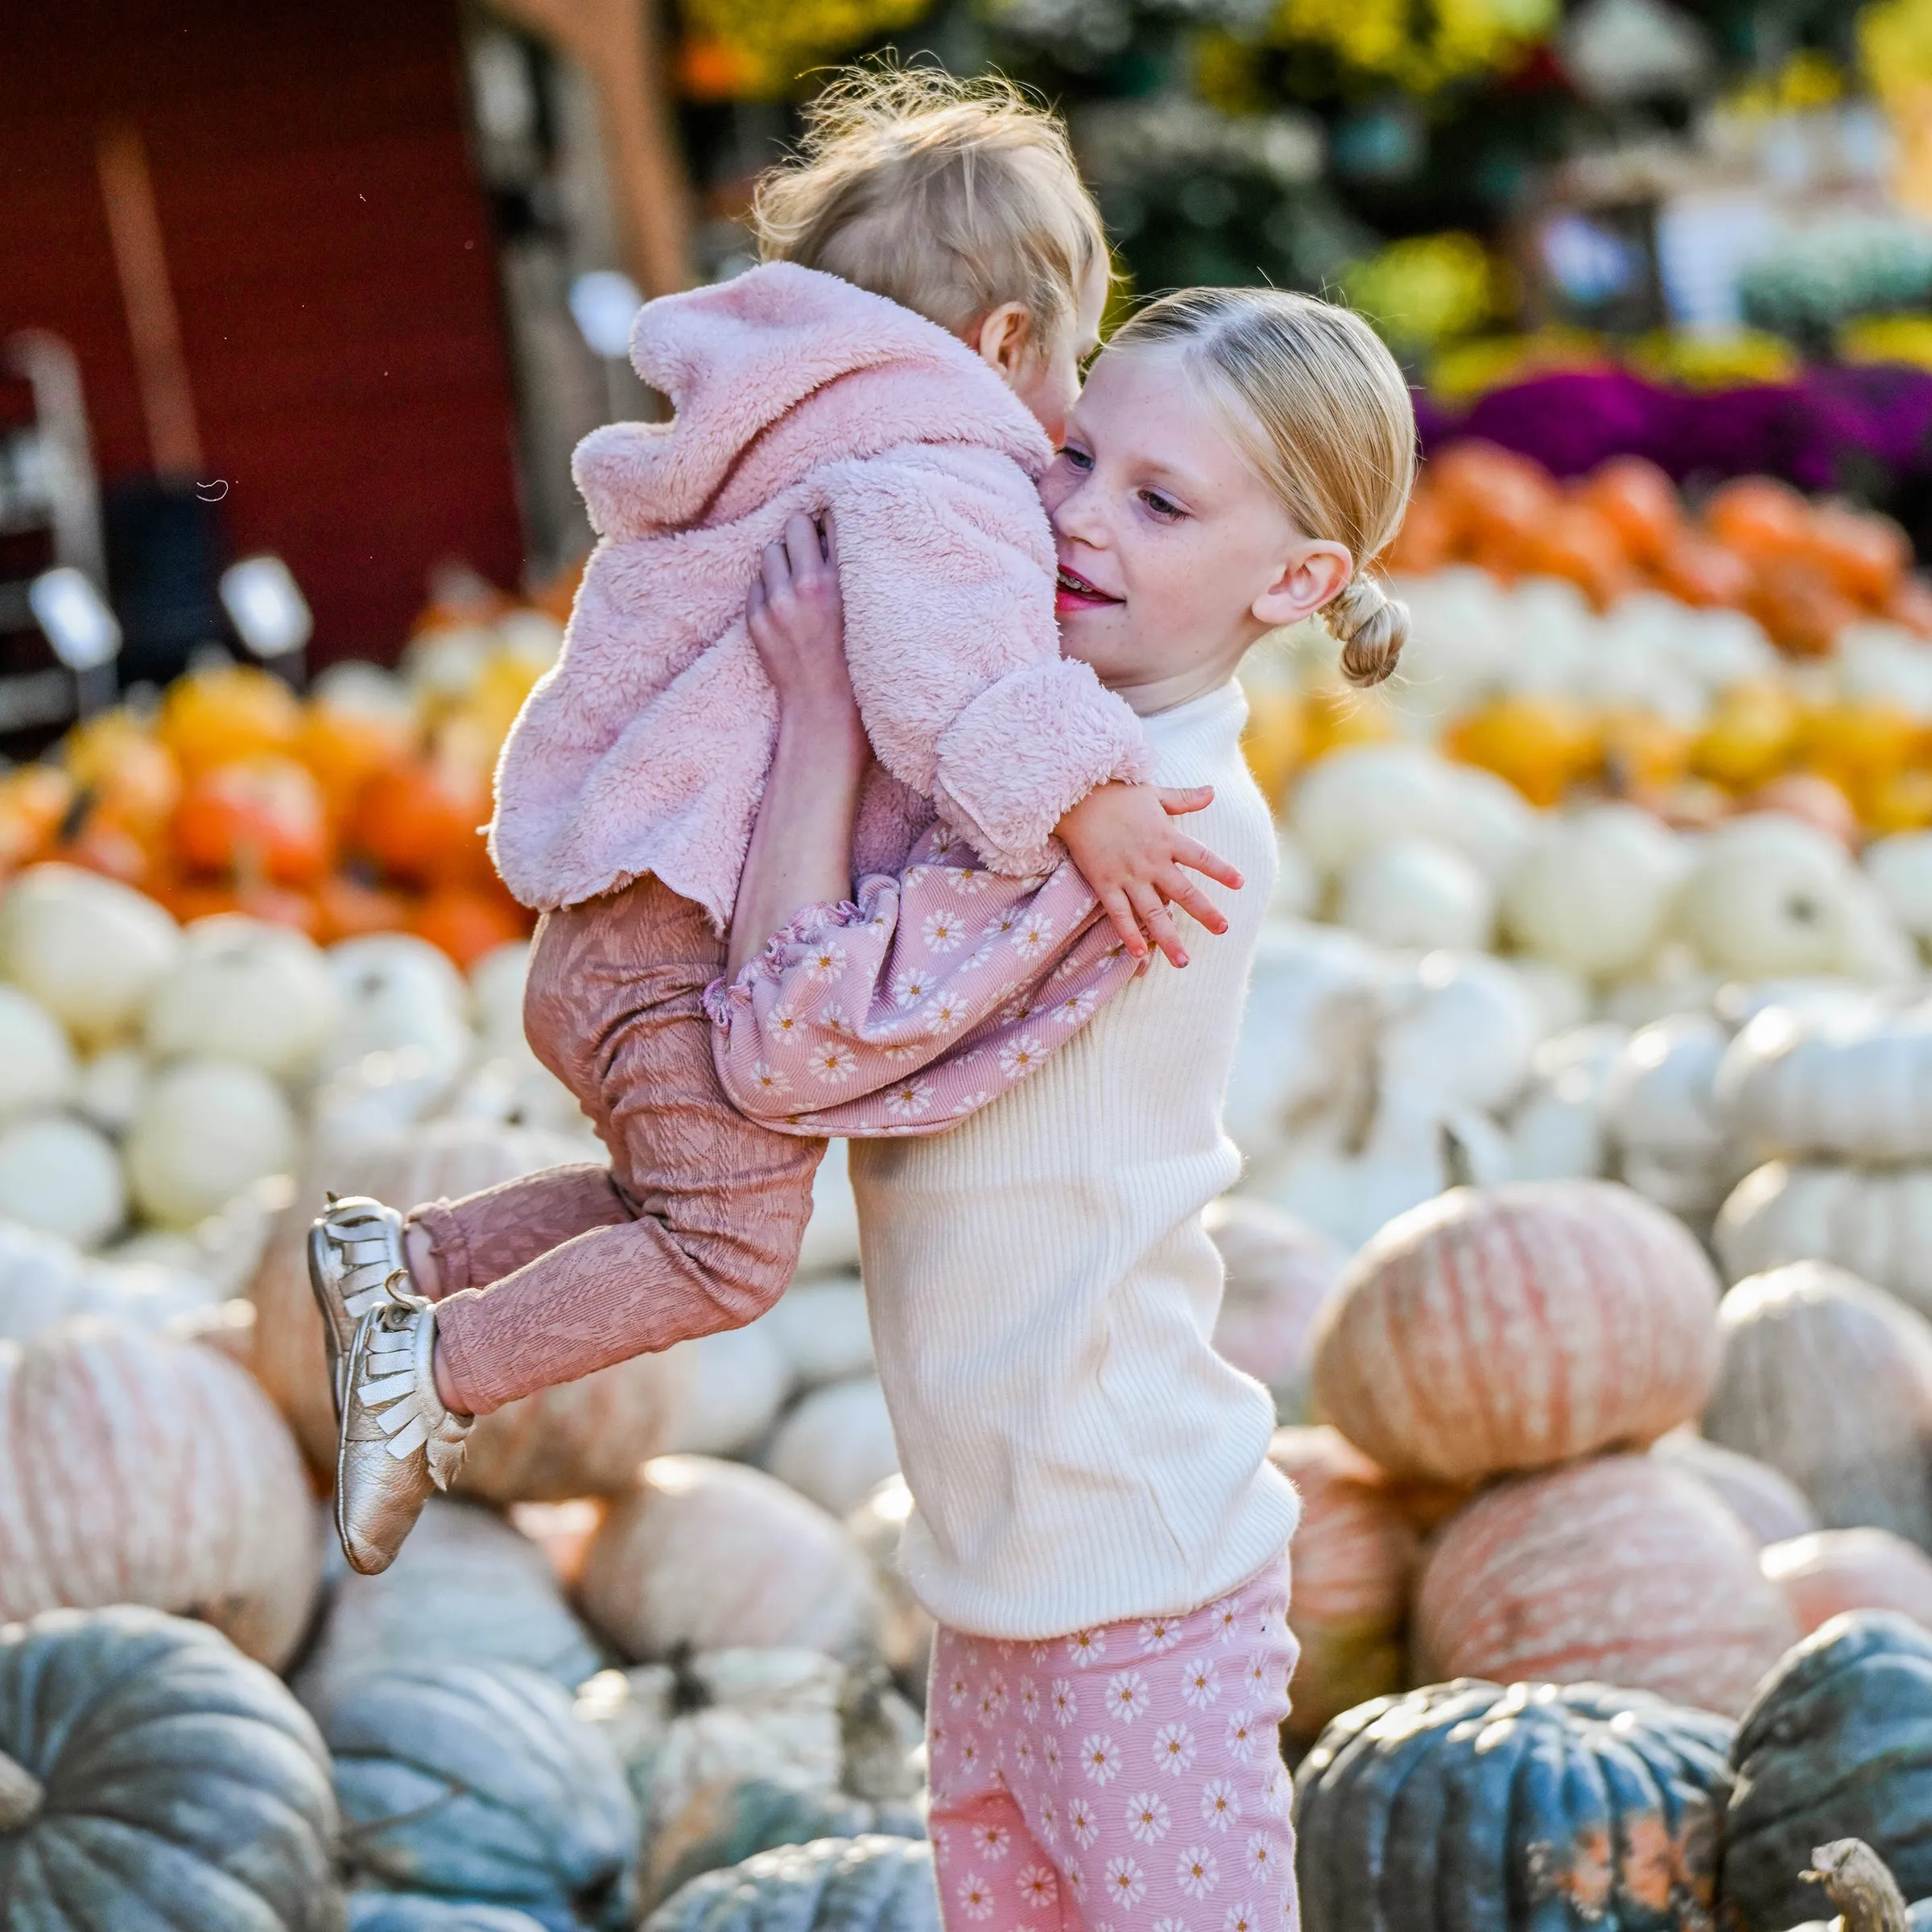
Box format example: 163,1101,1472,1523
927,1561,1299,1932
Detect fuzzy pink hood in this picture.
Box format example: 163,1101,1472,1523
489,262,1150,923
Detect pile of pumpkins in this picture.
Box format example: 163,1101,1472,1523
0,579,568,967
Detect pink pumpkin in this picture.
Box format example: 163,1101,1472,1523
1761,1527,1932,1636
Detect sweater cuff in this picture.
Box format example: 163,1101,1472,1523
931,659,1153,876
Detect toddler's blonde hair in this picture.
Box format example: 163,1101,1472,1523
1110,288,1418,687
753,66,1108,360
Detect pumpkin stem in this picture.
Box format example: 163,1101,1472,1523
1806,1839,1910,1932
0,1751,43,1831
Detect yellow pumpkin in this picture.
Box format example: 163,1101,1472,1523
159,666,303,777
1445,696,1599,807
1690,679,1804,791
1241,688,1308,807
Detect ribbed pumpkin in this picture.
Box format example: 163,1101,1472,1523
1414,1454,1798,1715
1762,1530,1932,1637
250,1121,690,1501
1294,1678,1735,1932
580,1456,880,1663
1703,1263,1932,1549
324,1661,639,1930
291,1497,605,1719
1722,1612,1932,1931
1266,1426,1418,1740
0,1319,321,1669
646,1837,938,1932
349,1901,549,1932
1649,1431,1821,1546
1310,1181,1723,1483
0,1605,342,1932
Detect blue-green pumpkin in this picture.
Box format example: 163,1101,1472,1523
0,1604,343,1932
646,1835,939,1932
1721,1612,1932,1932
324,1662,639,1931
647,1781,924,1908
349,1898,551,1932
1295,1678,1735,1932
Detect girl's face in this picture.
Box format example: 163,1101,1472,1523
1039,345,1352,713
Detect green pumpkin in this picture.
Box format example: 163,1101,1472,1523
646,1835,939,1932
0,1604,342,1932
648,1781,924,1908
324,1662,639,1931
1295,1678,1734,1932
349,1899,551,1932
1722,1612,1932,1932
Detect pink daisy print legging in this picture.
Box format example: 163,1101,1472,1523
926,1559,1299,1932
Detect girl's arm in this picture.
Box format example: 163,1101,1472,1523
726,514,868,980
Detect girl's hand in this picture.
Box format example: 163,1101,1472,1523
1055,782,1243,969
747,510,860,745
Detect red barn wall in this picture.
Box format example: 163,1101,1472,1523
0,0,526,665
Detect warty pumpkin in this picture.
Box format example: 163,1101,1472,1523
1294,1678,1735,1932
645,1836,938,1932
1265,1426,1417,1740
1309,1180,1723,1484
0,1317,321,1669
348,1900,549,1932
1722,1612,1932,1932
1414,1453,1798,1715
324,1660,639,1930
1761,1529,1932,1637
1702,1263,1932,1548
0,1605,342,1932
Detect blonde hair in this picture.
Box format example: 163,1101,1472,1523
753,66,1108,359
1110,287,1418,687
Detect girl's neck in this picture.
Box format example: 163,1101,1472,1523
1104,657,1245,718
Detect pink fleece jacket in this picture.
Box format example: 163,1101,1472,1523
489,262,1152,923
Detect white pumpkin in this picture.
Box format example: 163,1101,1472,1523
1335,839,1495,952
796,1140,862,1278
845,1475,934,1682
308,1046,455,1159
308,656,416,725
1378,950,1537,1115
468,939,533,1056
1866,832,1932,947
320,933,473,1087
1505,959,1594,1043
1501,805,1685,980
663,1321,793,1458
1716,1159,1932,1320
143,915,338,1081
1204,1195,1342,1420
1290,744,1463,877
1504,1022,1630,1185
1838,874,1919,984
446,1048,595,1144
0,1219,217,1341
0,986,76,1122
72,1046,147,1137
1674,814,1858,979
766,1377,899,1518
0,863,180,1046
0,1114,125,1248
579,1453,881,1662
1434,762,1539,886
760,1275,873,1390
1605,1013,1737,1218
1717,1001,1932,1163
1270,832,1319,920
124,1058,299,1229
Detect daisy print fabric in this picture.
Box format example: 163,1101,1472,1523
925,1559,1298,1932
704,824,1141,1138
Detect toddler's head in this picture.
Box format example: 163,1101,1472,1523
752,67,1109,440
1044,287,1418,708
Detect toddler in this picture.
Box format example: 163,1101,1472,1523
308,72,1247,1575
733,283,1417,1932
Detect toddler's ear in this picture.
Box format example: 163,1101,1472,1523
1253,540,1351,630
971,303,1035,384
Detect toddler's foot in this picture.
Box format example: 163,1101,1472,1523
335,1294,472,1575
308,1194,408,1419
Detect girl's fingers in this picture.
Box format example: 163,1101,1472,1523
1157,786,1214,817
821,510,839,565
1128,881,1187,968
1170,837,1243,890
761,537,792,597
1161,872,1230,935
1098,886,1149,960
784,512,823,581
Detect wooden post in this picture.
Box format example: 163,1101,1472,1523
490,0,695,297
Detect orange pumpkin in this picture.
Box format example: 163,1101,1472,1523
157,664,303,776
0,766,76,877
158,875,324,937
1691,679,1804,790
1444,695,1599,807
1308,1180,1723,1484
351,757,493,889
1429,442,1558,572
413,881,529,968
1579,455,1682,566
1656,532,1757,609
1761,1527,1932,1637
1705,476,1814,562
1267,1426,1417,1740
1804,503,1909,609
1414,1453,1798,1716
1518,503,1634,609
1749,555,1857,658
56,815,157,890
1887,575,1932,638
63,712,181,834
1385,487,1457,574
296,703,416,824
171,756,333,886
313,872,416,943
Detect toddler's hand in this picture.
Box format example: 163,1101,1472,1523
1056,782,1243,969
748,511,861,744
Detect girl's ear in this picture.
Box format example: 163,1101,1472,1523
972,302,1036,381
1252,540,1352,629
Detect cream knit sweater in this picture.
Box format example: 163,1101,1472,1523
849,679,1301,1640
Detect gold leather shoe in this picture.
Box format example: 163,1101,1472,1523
335,1294,471,1576
308,1194,408,1418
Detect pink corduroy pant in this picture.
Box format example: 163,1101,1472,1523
927,1559,1299,1932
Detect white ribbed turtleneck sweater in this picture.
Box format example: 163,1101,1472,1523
849,679,1300,1640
